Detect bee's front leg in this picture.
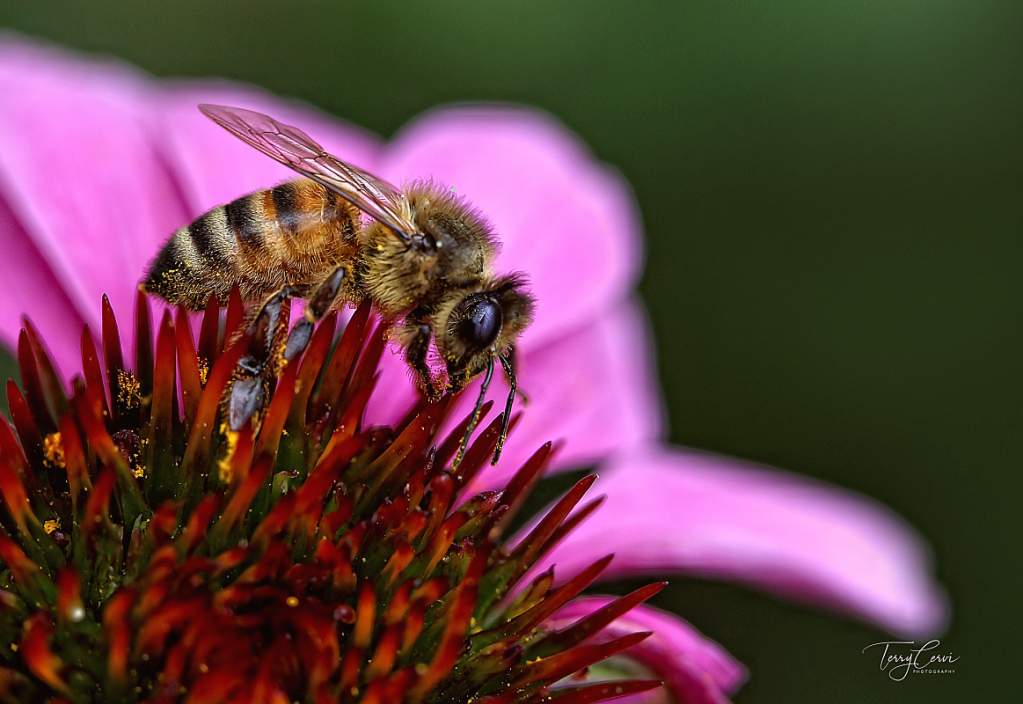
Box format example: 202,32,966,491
449,356,496,470
400,316,441,401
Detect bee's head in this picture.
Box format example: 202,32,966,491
439,274,534,388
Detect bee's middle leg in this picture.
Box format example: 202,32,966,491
282,265,349,362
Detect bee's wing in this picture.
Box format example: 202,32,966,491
198,104,415,244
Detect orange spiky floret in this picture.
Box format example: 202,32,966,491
0,289,662,704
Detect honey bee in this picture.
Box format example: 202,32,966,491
144,104,535,465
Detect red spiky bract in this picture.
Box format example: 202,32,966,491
0,290,664,704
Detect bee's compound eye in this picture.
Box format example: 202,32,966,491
454,296,503,351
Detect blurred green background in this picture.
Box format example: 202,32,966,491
1,1,1019,701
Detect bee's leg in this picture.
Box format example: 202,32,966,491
501,345,529,404
228,269,346,432
401,316,440,401
451,356,495,470
227,288,290,431
282,266,348,362
492,352,520,465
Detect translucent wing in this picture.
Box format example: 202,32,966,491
198,104,415,243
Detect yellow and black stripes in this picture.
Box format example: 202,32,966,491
189,208,238,270
144,178,365,310
224,191,266,248
144,215,237,309
269,182,301,239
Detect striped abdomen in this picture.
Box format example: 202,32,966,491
144,179,364,309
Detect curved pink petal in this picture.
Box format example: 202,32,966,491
0,192,85,374
364,297,665,490
547,598,746,704
152,83,383,221
379,105,645,348
0,36,184,337
532,447,949,638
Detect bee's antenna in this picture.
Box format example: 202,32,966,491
492,353,517,465
452,356,495,470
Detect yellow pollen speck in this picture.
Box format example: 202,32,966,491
43,432,65,468
286,596,299,607
198,663,209,673
9,643,16,652
133,466,145,479
197,358,210,386
43,519,60,534
218,426,239,483
117,370,141,409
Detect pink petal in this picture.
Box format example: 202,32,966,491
0,37,184,339
533,447,949,638
0,36,384,372
363,297,665,491
0,192,85,374
152,83,383,220
548,598,746,703
379,105,645,348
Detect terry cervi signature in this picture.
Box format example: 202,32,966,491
862,640,959,681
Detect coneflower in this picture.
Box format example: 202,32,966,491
0,36,952,704
0,289,662,704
